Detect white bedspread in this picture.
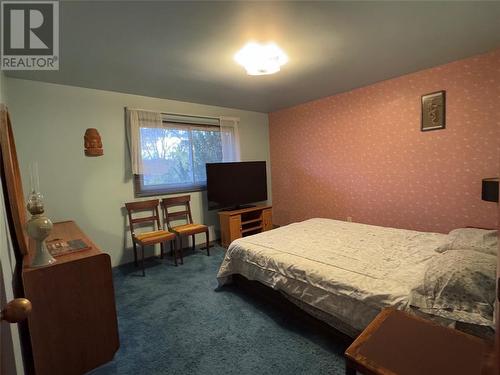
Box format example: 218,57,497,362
217,218,452,333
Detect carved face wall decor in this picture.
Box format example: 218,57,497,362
84,128,103,156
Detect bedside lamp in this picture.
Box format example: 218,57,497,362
481,178,499,202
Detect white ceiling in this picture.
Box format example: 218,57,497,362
7,1,500,113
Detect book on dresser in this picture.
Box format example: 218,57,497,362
46,238,90,256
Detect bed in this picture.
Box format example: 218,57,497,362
217,218,497,338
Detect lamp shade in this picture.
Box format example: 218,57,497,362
481,178,498,202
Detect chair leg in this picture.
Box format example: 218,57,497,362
141,245,145,277
133,242,138,267
170,240,178,266
178,236,184,265
192,234,195,252
160,242,164,259
206,230,210,256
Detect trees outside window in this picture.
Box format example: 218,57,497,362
135,124,226,195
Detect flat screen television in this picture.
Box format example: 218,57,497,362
206,161,267,210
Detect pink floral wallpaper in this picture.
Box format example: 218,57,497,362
269,49,500,233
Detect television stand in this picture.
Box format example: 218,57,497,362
218,205,272,247
230,204,256,210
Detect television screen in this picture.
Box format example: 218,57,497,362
206,161,267,210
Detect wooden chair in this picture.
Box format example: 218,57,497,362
125,199,178,276
161,195,210,262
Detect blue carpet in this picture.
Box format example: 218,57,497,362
89,247,347,375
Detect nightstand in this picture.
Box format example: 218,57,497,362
345,308,495,375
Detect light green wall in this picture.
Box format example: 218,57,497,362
6,78,271,266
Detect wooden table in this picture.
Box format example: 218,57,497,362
345,308,494,375
23,220,119,375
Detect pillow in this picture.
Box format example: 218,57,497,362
409,250,496,327
436,228,498,255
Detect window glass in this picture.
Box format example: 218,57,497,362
136,124,228,195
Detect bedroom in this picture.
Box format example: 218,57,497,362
0,1,498,375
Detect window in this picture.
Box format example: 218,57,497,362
126,109,240,196
134,121,238,196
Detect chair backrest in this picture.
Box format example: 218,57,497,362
124,199,161,235
161,195,193,230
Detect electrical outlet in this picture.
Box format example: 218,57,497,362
347,216,352,222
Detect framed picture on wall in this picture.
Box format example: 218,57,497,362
421,90,446,131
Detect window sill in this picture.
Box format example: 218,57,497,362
135,185,206,198
133,174,207,197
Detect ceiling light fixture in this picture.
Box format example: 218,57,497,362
234,42,288,76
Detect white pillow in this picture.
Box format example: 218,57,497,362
409,250,496,327
438,228,498,255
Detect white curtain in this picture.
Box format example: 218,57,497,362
126,108,162,174
220,116,241,162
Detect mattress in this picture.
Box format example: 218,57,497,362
216,218,478,335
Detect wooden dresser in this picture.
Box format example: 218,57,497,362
218,206,272,247
23,220,119,375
